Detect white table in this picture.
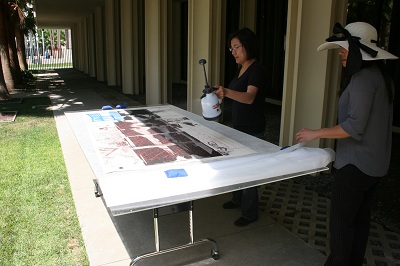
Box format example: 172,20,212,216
65,104,334,265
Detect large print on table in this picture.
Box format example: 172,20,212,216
85,106,255,173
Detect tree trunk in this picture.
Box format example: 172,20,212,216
0,0,11,100
5,3,22,88
0,0,14,92
0,61,11,101
15,26,28,71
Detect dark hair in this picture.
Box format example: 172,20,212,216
339,60,394,103
228,27,258,60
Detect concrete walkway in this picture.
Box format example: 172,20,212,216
23,69,328,265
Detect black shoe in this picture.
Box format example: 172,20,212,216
234,217,257,227
222,201,240,209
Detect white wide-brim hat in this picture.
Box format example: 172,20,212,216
317,22,398,60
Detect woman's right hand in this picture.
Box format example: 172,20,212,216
296,128,318,143
214,85,225,99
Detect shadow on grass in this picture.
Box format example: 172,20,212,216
0,97,53,120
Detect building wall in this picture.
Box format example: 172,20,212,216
70,0,349,148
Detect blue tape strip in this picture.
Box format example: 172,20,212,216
109,111,124,121
87,113,104,122
165,169,188,178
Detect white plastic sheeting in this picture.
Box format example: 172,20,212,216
65,105,335,216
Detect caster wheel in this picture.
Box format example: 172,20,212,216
211,250,219,260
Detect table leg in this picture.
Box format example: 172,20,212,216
130,201,219,265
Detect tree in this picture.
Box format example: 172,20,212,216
0,53,10,101
0,0,15,97
38,29,67,59
0,0,36,99
4,1,22,89
11,0,36,71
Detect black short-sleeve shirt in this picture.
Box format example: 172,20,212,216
228,61,267,134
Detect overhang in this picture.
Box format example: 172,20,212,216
34,0,104,28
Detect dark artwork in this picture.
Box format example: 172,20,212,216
114,109,223,166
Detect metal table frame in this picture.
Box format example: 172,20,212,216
66,105,334,265
129,201,219,265
95,166,328,265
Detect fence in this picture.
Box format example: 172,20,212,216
27,47,73,70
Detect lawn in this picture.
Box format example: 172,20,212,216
0,97,88,266
28,63,73,70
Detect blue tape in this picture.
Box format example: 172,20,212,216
109,111,123,121
87,113,104,122
116,104,127,109
165,169,188,178
102,105,113,110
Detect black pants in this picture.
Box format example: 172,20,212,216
230,130,264,221
325,164,381,266
231,187,259,220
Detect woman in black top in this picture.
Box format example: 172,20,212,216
215,27,267,227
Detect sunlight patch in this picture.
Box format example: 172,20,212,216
0,111,17,122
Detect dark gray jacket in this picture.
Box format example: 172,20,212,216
335,64,393,177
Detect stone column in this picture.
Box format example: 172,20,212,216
120,0,134,94
187,0,223,116
82,17,89,75
144,0,168,104
280,0,347,147
104,0,117,86
95,6,105,82
87,13,96,78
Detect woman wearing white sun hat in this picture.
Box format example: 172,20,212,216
296,22,398,266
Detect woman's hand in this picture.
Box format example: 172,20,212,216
213,85,257,104
214,85,225,99
296,125,350,143
296,128,318,143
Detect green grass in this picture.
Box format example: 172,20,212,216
28,63,73,70
0,97,88,266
